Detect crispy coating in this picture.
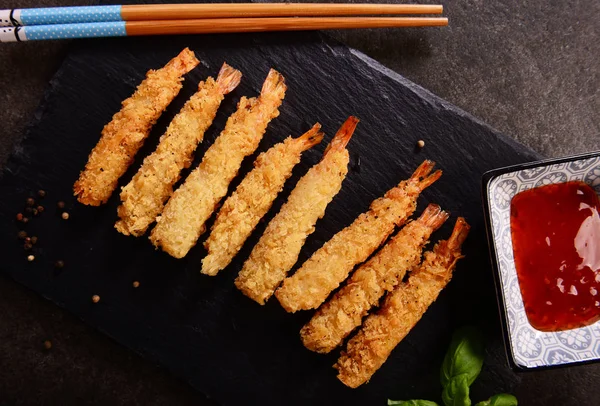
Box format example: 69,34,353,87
74,48,199,206
301,204,449,353
201,124,324,276
115,63,242,236
149,69,286,258
275,160,442,312
335,218,470,388
235,117,359,305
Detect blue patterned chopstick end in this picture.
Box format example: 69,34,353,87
1,5,123,27
0,21,127,42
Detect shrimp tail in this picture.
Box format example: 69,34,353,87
446,217,470,252
216,62,242,94
325,116,359,153
260,68,287,100
166,47,200,73
418,169,442,191
408,160,442,191
417,203,450,230
410,159,436,180
297,123,325,150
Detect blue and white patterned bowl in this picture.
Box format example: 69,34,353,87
482,151,600,370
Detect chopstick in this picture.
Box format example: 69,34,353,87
0,17,448,42
1,4,443,27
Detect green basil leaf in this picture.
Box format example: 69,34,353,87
474,393,518,406
441,373,471,406
440,326,485,388
388,400,440,406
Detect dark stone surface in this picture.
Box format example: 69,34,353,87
0,0,598,405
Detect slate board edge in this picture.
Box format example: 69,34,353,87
348,47,541,159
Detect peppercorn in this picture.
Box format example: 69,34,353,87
32,208,38,216
61,212,69,220
133,281,140,288
37,205,44,213
43,340,52,350
30,236,38,245
26,197,35,207
417,140,425,148
24,243,32,250
17,230,27,239
22,217,29,224
57,201,65,209
92,295,100,303
55,260,64,269
16,213,23,221
27,255,35,262
37,190,46,198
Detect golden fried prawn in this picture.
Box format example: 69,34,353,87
301,203,449,353
335,217,470,388
115,63,242,236
201,124,324,276
275,160,442,312
235,117,359,305
149,69,286,258
74,48,199,206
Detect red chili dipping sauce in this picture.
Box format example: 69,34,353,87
510,181,600,332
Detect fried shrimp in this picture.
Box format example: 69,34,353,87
74,48,200,206
150,69,286,258
335,217,470,388
201,124,324,276
275,160,442,313
115,63,242,236
235,117,359,305
301,204,449,354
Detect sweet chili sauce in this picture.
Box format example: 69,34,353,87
510,181,600,332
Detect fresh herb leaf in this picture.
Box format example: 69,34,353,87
440,326,484,388
388,400,440,406
474,394,518,406
441,373,471,406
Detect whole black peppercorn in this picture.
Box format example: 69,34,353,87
38,190,46,198
17,230,27,239
26,197,35,207
57,201,65,210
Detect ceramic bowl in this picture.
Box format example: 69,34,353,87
482,151,600,369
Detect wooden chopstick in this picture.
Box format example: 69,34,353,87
126,17,449,36
0,4,443,27
121,3,444,20
0,17,448,42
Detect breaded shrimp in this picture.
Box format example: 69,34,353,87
201,124,324,276
149,69,286,258
275,160,442,312
115,63,242,236
235,117,359,305
301,204,449,354
74,48,200,206
335,217,470,388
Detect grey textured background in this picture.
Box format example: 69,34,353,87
0,0,598,405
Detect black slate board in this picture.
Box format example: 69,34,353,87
0,19,542,406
